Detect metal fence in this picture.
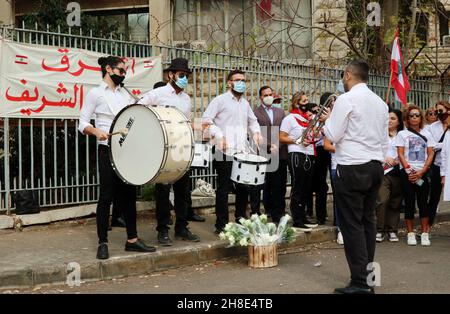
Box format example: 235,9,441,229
1,24,449,213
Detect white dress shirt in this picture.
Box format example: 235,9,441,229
78,81,134,145
202,91,261,155
323,83,389,165
139,83,191,119
280,113,314,155
424,120,447,167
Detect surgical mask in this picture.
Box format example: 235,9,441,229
233,81,246,93
110,74,125,86
337,79,345,94
174,75,188,89
263,96,274,106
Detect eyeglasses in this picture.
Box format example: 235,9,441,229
177,73,189,79
113,67,127,75
409,113,421,118
437,109,446,114
428,112,437,116
232,79,246,83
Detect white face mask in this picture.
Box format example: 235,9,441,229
263,96,274,106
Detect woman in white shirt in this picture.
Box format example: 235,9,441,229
395,105,435,246
279,92,318,232
78,56,155,259
375,109,404,243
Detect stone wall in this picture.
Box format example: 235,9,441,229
311,0,348,67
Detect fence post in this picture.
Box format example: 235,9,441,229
4,118,11,215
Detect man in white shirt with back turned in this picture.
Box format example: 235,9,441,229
321,59,389,294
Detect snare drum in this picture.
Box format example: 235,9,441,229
230,153,270,185
109,104,194,185
191,141,211,168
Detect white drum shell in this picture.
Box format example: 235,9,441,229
109,104,194,185
191,142,211,168
230,153,269,186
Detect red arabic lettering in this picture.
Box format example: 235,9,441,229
20,84,83,116
41,54,70,72
5,87,39,102
68,60,101,76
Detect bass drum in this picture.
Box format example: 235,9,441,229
109,104,194,185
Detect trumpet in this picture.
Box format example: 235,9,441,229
297,94,337,146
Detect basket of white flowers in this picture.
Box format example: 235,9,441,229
219,214,295,268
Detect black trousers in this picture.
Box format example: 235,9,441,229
428,164,442,225
155,172,190,232
213,156,250,230
288,152,315,226
334,161,383,288
97,145,137,244
248,163,288,219
400,170,430,220
307,146,330,222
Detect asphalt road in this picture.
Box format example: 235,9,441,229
4,222,450,295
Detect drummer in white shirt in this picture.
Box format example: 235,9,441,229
320,59,389,294
201,69,263,234
140,58,200,246
78,56,156,260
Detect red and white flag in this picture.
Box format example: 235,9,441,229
15,54,28,65
390,29,410,106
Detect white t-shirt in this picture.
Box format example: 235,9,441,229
280,113,314,155
394,129,435,171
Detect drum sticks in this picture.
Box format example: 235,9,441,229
108,129,128,137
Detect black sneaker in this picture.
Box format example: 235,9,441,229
158,230,173,246
304,219,318,228
187,214,206,222
125,239,156,252
293,224,312,232
96,243,109,260
175,228,201,242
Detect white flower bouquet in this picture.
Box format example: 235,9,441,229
219,214,295,247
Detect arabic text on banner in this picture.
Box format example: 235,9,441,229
0,39,162,118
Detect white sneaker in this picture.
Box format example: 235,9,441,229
337,232,344,245
407,232,417,246
388,232,399,242
376,232,384,242
421,233,431,246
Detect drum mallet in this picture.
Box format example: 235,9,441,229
108,129,129,137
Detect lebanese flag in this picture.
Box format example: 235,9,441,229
390,29,410,106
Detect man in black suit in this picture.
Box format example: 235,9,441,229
251,86,288,223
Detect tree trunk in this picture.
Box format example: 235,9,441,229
405,0,418,65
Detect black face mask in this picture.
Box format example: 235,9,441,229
110,74,125,86
300,105,308,112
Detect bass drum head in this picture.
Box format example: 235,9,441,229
109,105,165,185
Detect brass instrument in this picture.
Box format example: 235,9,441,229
296,94,337,146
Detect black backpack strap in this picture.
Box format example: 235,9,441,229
407,128,427,143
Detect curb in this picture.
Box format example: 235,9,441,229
0,226,337,290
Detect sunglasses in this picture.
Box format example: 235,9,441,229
409,113,421,118
428,112,437,116
113,67,127,75
177,73,189,79
437,109,446,114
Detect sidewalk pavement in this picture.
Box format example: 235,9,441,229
1,194,450,290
